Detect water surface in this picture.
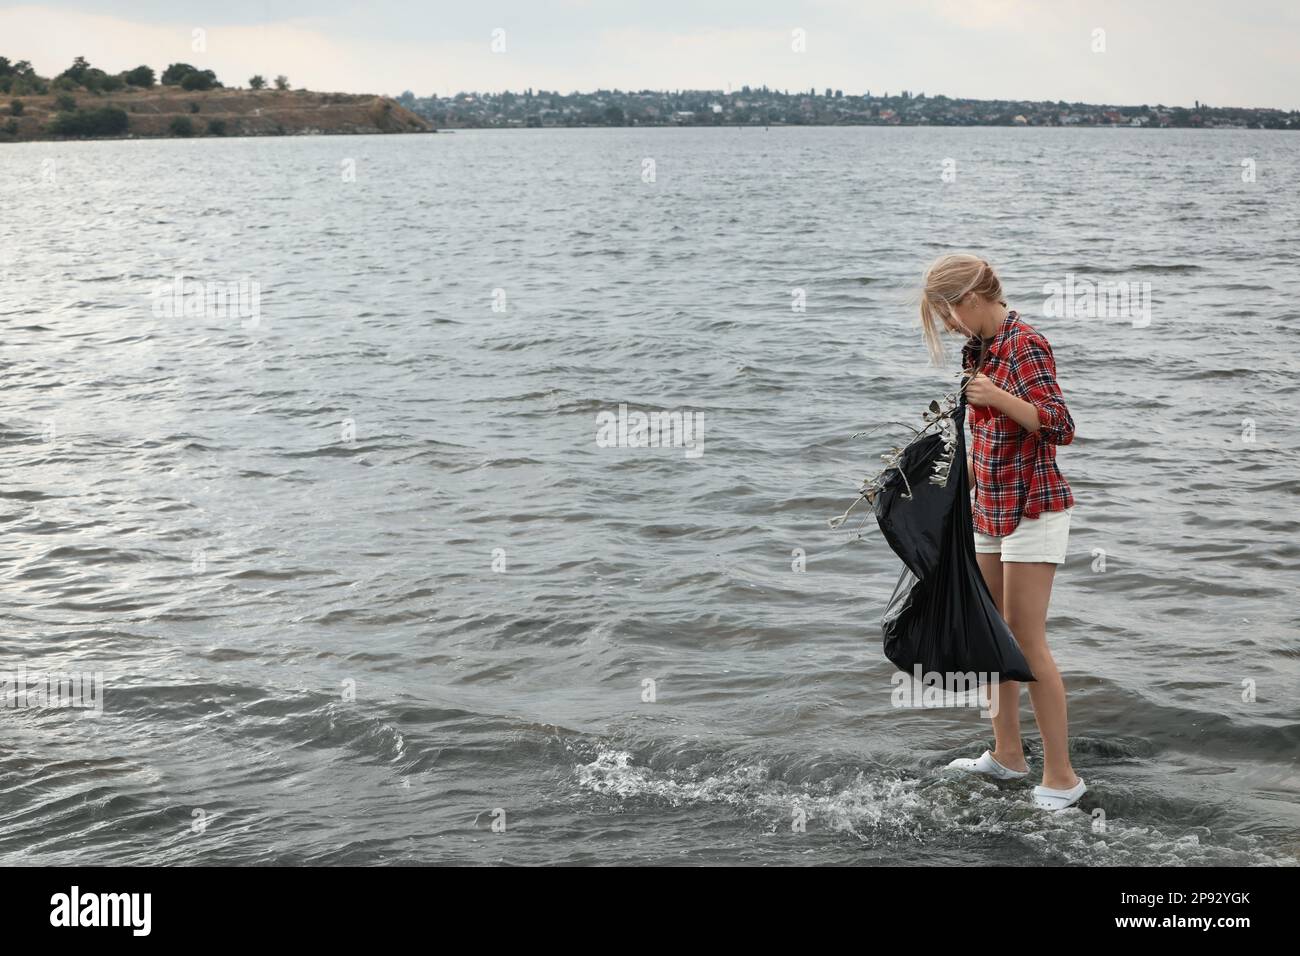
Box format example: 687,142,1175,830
0,127,1297,865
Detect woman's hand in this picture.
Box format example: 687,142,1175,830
964,372,1003,408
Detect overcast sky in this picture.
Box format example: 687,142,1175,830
3,1,1297,108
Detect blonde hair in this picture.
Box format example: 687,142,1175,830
919,254,1006,366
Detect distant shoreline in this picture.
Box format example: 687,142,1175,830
14,123,1291,145
400,88,1299,132
445,123,1294,132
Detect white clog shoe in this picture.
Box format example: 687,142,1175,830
1032,776,1087,811
945,749,1029,780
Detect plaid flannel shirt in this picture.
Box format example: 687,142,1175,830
961,311,1075,537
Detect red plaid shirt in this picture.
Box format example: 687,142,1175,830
961,311,1075,537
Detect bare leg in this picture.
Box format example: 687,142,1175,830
1002,561,1079,790
975,552,1027,772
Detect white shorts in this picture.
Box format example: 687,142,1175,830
973,506,1073,564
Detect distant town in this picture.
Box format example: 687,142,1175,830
399,87,1299,130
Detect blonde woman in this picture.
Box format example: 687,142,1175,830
919,254,1085,812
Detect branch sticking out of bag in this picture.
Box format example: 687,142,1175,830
827,375,965,534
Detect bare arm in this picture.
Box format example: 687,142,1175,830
990,391,1043,433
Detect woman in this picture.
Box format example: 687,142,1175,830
919,253,1085,812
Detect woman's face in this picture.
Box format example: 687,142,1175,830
941,295,979,338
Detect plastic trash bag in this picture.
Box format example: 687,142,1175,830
872,396,1036,683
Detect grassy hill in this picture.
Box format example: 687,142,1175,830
2,87,434,141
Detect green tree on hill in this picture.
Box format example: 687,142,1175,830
53,57,121,92
180,70,218,91
161,63,198,85
86,69,122,92
2,61,44,95
168,116,195,136
162,63,221,89
122,65,155,87
57,56,92,85
249,74,266,90
273,75,290,91
10,99,23,116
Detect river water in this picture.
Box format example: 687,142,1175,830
0,126,1296,865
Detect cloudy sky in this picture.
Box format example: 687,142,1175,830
2,1,1297,108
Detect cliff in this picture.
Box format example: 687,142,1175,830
2,87,434,141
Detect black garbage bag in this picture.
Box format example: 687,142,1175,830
871,396,1036,683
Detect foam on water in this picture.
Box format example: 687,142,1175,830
574,746,1299,867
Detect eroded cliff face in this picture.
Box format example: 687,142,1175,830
2,88,434,141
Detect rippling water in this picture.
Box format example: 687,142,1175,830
0,127,1297,865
